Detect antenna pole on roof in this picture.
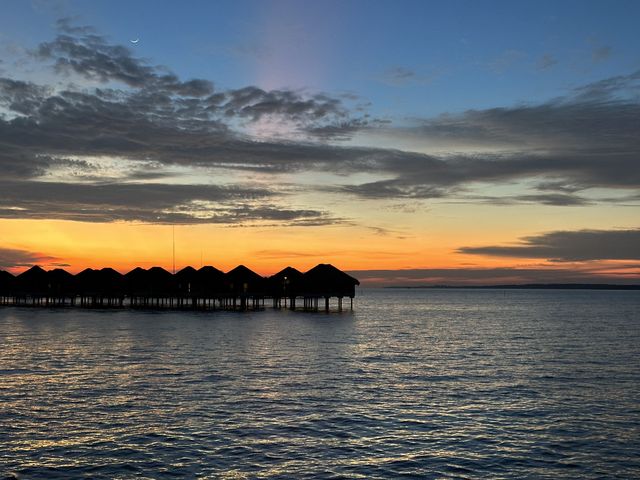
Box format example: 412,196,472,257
172,225,176,275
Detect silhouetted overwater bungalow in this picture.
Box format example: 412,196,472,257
175,266,197,297
301,263,360,311
0,263,360,311
126,267,175,307
225,265,266,309
175,265,225,308
268,266,303,308
15,265,49,301
124,267,149,299
0,270,14,289
147,267,175,297
46,268,76,304
76,268,97,289
179,266,225,308
97,268,124,298
196,266,226,298
76,268,99,305
76,267,124,307
226,265,265,294
0,270,15,304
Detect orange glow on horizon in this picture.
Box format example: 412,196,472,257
2,219,639,285
0,218,551,275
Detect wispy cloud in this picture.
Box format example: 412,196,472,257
486,49,526,74
340,76,640,199
0,247,58,270
537,54,558,71
592,45,612,63
458,228,640,262
379,66,441,86
0,180,337,225
349,265,639,286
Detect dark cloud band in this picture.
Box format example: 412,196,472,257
458,229,640,262
0,180,335,225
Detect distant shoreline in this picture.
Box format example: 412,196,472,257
384,284,640,290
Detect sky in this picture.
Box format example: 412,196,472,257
0,0,639,285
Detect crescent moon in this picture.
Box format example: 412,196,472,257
130,38,139,44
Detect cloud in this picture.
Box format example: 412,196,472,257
592,45,612,63
486,49,526,73
572,69,640,101
349,266,640,286
336,151,640,200
458,193,591,206
0,18,639,224
29,22,364,136
414,100,640,153
0,247,58,269
35,28,213,95
457,228,640,262
537,54,558,71
0,180,337,225
382,67,417,85
4,63,640,205
0,22,378,181
378,66,442,87
338,86,640,199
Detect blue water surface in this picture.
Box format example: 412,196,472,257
1,288,639,478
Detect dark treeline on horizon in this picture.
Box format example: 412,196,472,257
0,264,360,311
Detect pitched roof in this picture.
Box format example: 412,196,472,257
17,265,47,279
270,266,303,281
304,264,360,286
226,264,264,283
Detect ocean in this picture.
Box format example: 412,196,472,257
1,288,639,478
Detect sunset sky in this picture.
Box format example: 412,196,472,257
1,0,639,285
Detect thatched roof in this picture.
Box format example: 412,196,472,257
147,266,172,279
47,268,73,282
269,266,304,296
302,263,359,296
175,266,197,294
226,265,265,294
124,267,175,296
99,267,122,278
227,265,263,283
124,267,148,295
305,264,359,283
271,266,303,281
147,267,175,294
15,265,48,294
195,266,225,293
17,265,47,280
176,266,197,280
77,267,96,278
197,265,225,279
0,270,15,281
125,266,146,279
0,270,15,293
95,268,124,294
46,268,75,295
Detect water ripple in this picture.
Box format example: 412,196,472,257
1,289,639,478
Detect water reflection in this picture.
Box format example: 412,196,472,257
1,289,639,478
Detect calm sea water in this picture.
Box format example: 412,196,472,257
1,288,639,479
